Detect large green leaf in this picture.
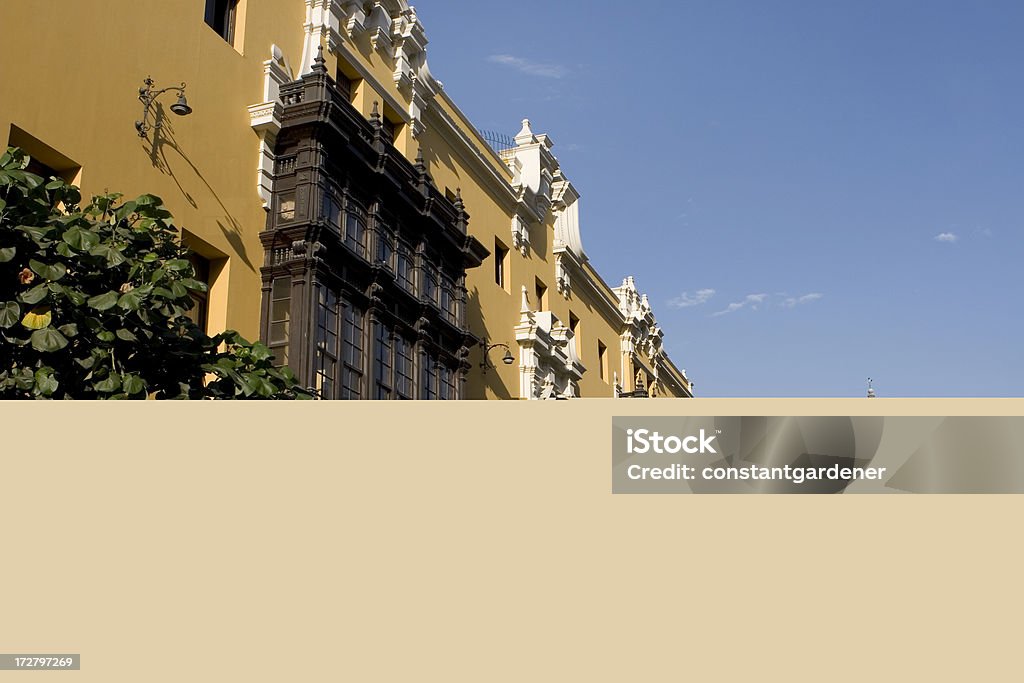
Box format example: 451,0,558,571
30,327,68,352
87,291,119,311
0,301,20,328
88,243,127,266
16,225,51,243
117,289,143,311
29,259,67,281
0,246,15,263
33,368,58,396
94,374,122,393
20,283,49,305
62,226,100,251
122,374,146,396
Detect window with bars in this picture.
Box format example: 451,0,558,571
395,336,414,400
440,275,457,325
323,192,342,231
345,210,366,258
375,225,394,271
341,301,364,399
373,321,393,399
397,242,415,294
420,350,437,400
439,364,457,400
423,262,439,306
314,287,339,398
268,278,291,366
278,192,296,223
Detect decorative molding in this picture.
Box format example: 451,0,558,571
367,4,394,55
554,253,571,298
248,46,292,209
511,214,529,256
611,276,693,397
513,286,584,399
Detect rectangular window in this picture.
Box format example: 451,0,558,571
439,365,457,400
397,243,416,294
598,341,608,382
494,239,508,289
278,193,296,222
423,262,439,306
569,312,580,355
8,126,81,184
268,278,291,366
345,210,366,258
204,0,239,45
381,117,396,144
314,287,339,399
323,192,341,230
440,275,458,325
341,301,364,399
375,225,394,270
395,336,414,400
186,253,211,333
336,70,353,100
420,351,437,400
535,278,548,312
373,322,393,399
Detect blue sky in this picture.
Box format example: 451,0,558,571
420,1,1024,397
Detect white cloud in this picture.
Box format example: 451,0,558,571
668,288,715,309
782,292,823,308
712,293,767,316
488,54,567,78
935,232,958,243
711,292,823,316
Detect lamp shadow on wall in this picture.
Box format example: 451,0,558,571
466,286,514,400
141,103,255,271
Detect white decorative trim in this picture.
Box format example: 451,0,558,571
366,3,394,56
555,253,571,298
248,46,292,209
511,214,529,256
611,276,693,396
514,286,584,399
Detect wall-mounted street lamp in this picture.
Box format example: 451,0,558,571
134,76,192,139
480,340,515,374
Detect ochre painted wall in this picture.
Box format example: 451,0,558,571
0,0,690,399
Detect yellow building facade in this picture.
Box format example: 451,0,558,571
0,0,693,399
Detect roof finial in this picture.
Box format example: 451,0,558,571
312,44,327,73
867,377,876,398
514,118,536,145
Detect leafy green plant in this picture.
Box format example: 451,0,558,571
0,147,310,399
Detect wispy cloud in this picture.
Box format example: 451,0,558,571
668,288,715,309
782,292,823,308
488,54,567,78
935,232,958,243
711,292,822,316
712,293,767,317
